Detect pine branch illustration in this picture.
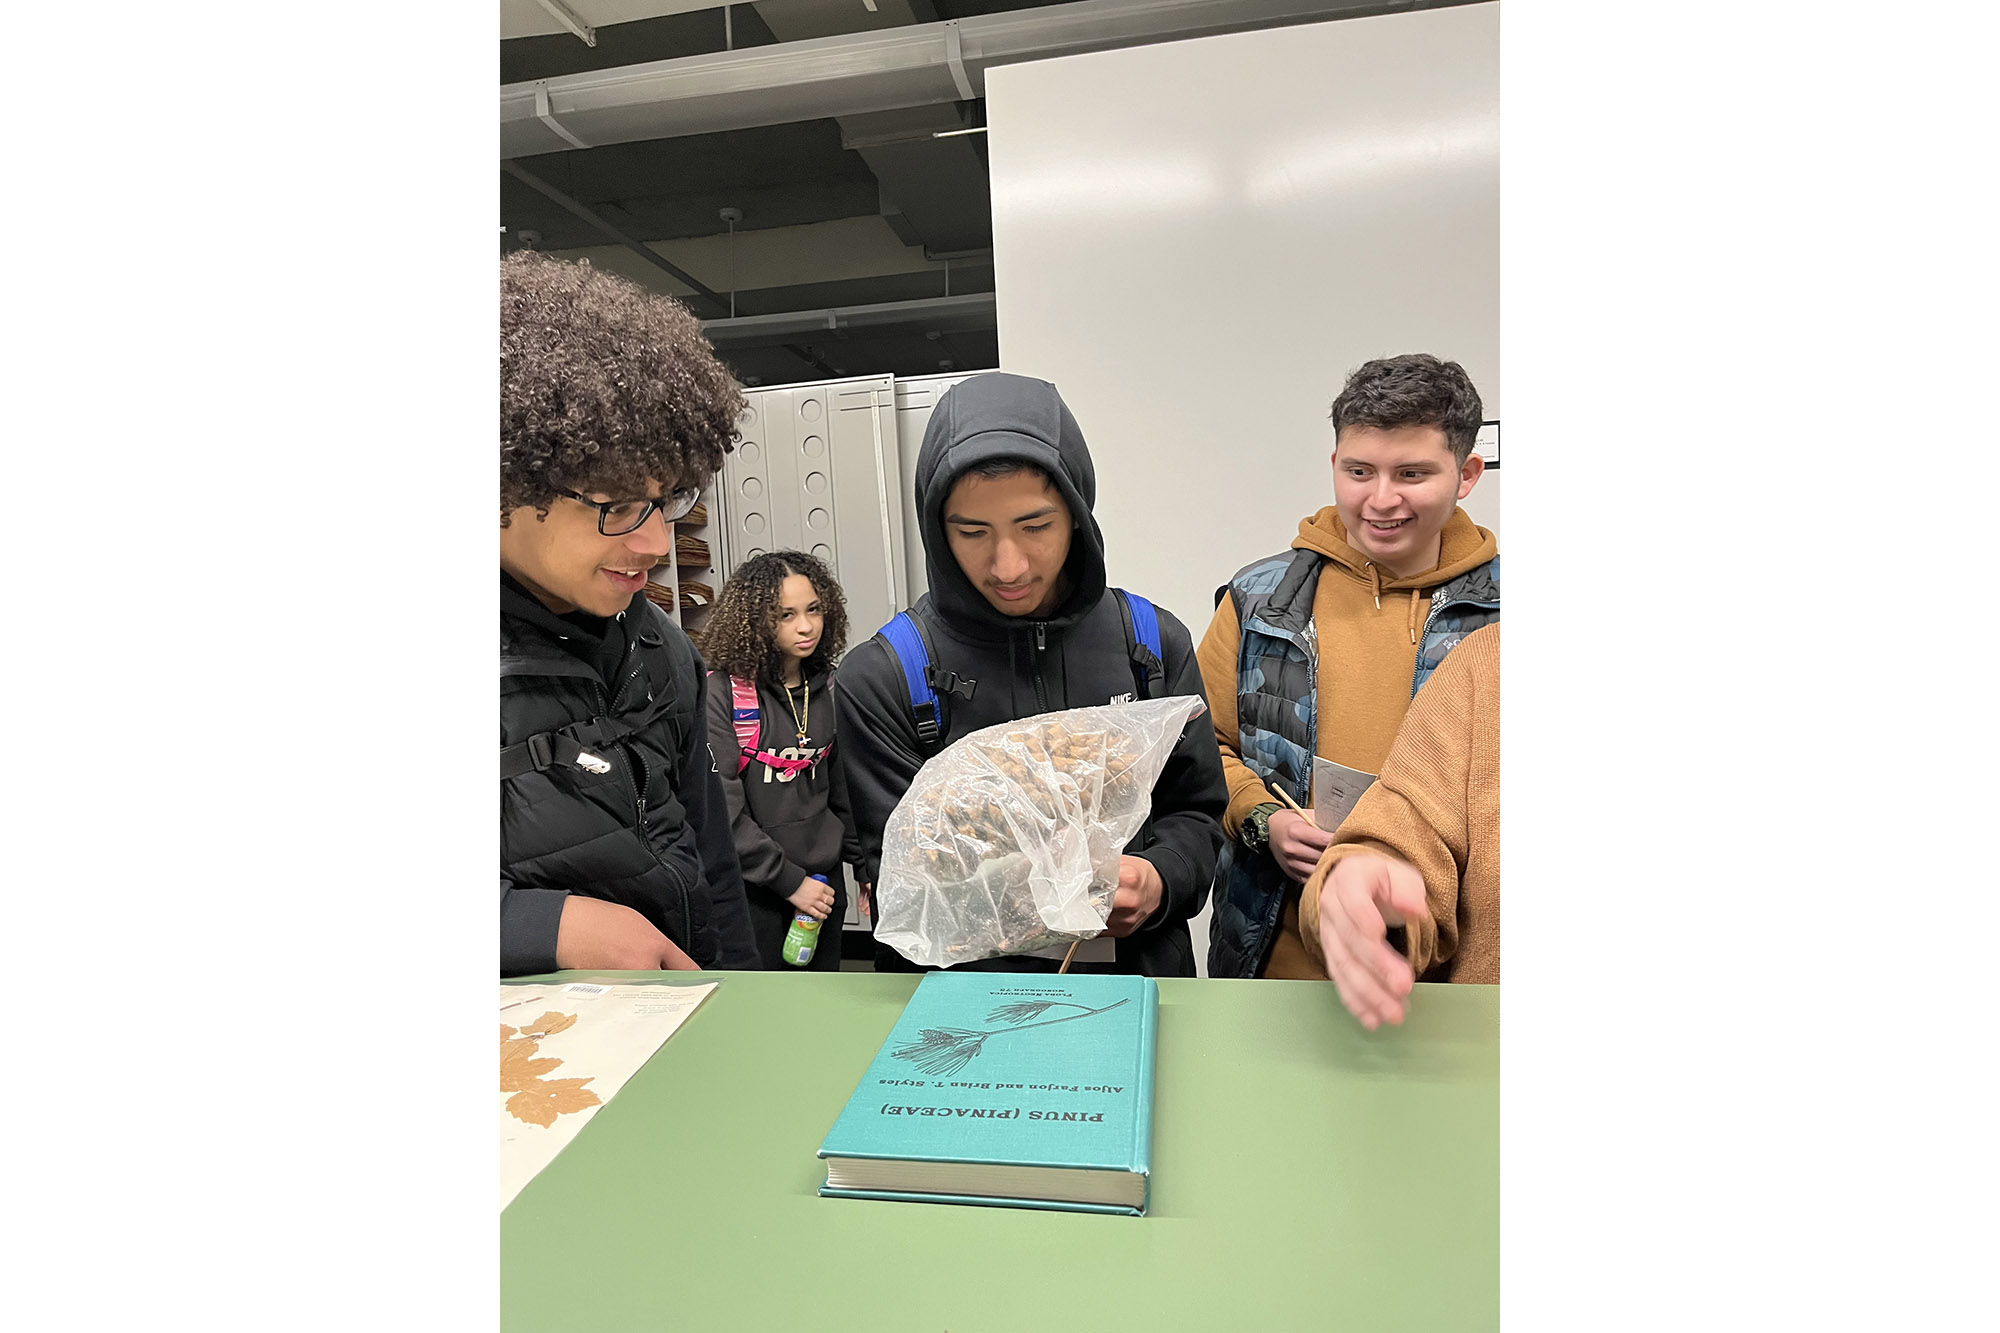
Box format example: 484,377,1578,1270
986,1000,1098,1025
990,998,1127,1035
890,1000,1131,1076
892,1027,991,1077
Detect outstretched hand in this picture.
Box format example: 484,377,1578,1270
1316,853,1426,1029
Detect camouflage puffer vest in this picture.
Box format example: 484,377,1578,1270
1206,549,1499,978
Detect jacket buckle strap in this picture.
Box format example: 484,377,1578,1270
501,730,609,779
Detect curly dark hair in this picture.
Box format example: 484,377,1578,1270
697,550,850,687
501,251,744,522
1328,353,1484,464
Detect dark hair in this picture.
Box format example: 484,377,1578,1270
697,550,850,687
501,251,744,523
1328,354,1484,465
960,458,1053,486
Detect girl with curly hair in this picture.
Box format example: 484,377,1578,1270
698,551,868,970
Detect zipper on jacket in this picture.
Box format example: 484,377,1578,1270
1031,622,1050,713
591,678,651,835
576,628,698,958
1410,587,1499,700
611,716,696,957
622,740,693,953
613,657,647,714
626,739,651,833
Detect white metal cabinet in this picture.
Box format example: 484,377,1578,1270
889,370,991,605
722,375,909,645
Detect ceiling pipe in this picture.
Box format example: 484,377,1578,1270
699,293,997,348
501,161,730,314
501,162,847,379
533,0,597,48
501,0,1473,157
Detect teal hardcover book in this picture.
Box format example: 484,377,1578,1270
816,972,1158,1215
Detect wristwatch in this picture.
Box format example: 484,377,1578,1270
1239,801,1283,853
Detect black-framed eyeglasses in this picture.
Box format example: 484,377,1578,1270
555,485,701,536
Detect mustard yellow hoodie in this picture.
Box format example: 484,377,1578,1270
1195,505,1498,977
1300,623,1500,986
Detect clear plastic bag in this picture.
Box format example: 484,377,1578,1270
872,694,1208,968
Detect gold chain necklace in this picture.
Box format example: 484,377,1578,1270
782,676,811,748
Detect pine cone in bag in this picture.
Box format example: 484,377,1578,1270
912,713,1143,956
875,695,1207,968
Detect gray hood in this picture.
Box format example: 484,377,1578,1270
912,372,1108,636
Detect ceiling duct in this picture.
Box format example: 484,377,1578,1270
502,0,1471,157
699,293,997,349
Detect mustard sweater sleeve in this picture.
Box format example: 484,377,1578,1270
1298,626,1490,979
1195,593,1278,838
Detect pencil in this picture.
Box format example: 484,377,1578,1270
1268,784,1307,814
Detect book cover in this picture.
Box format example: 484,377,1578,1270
817,972,1158,1215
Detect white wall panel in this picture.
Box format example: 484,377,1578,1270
987,2,1498,973
989,2,1499,626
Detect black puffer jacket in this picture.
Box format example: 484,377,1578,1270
501,576,759,975
834,373,1227,977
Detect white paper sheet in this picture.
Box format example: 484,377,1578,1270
500,980,717,1211
1311,756,1379,834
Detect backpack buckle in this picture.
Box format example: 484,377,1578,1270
912,700,940,747
926,666,976,701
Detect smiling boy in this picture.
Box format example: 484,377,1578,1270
1199,353,1499,979
499,252,759,976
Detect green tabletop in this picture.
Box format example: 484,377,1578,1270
501,972,1497,1332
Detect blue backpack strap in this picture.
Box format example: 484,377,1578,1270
1112,588,1166,698
879,611,943,748
1122,589,1162,659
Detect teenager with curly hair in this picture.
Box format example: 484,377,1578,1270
698,551,867,971
500,251,760,975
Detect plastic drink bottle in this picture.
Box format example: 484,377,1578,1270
781,875,830,967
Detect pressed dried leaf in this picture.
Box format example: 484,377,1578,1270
521,1010,579,1037
500,1037,563,1091
506,1088,561,1128
506,1078,601,1128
